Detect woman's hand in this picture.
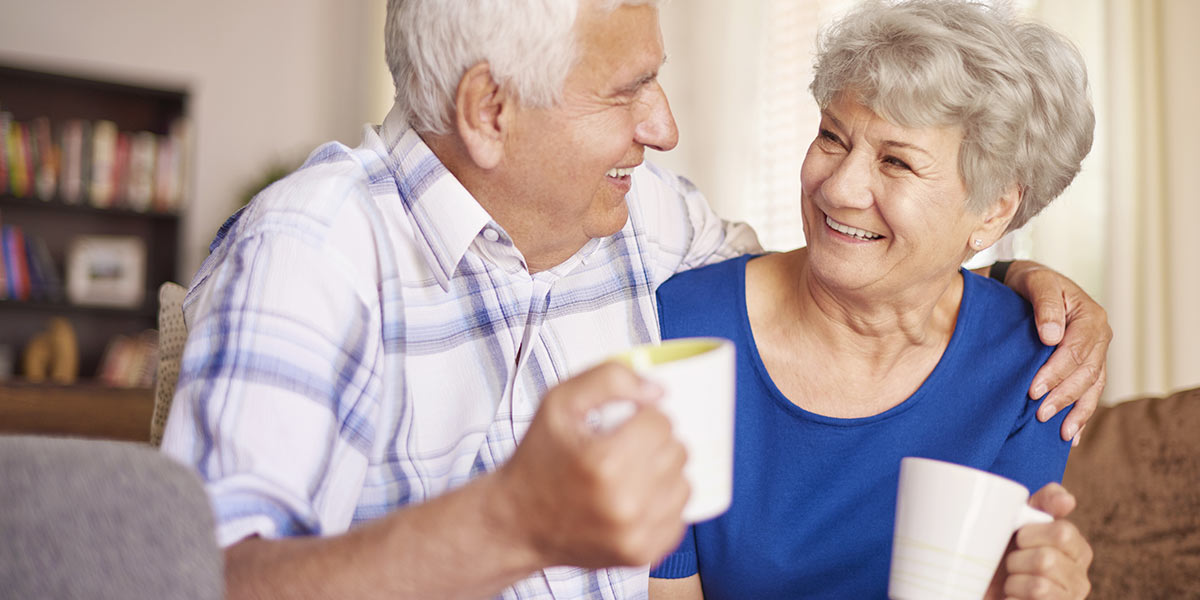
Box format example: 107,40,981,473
1004,261,1111,443
986,483,1093,600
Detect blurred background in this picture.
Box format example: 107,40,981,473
0,0,1195,404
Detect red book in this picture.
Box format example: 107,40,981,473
110,131,130,209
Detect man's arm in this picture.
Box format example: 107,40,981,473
224,363,691,600
973,261,1112,443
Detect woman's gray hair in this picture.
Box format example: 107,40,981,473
386,0,663,136
811,0,1094,231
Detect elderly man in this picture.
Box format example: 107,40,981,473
161,1,1110,598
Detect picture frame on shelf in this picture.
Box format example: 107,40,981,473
65,235,146,308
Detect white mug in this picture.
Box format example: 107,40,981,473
590,337,736,523
888,457,1053,600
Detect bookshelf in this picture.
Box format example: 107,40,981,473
0,64,188,412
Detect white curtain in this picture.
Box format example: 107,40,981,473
652,0,857,252
1097,0,1200,402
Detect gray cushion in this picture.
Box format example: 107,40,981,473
0,435,222,599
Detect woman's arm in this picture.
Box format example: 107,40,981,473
649,575,705,600
975,260,1112,442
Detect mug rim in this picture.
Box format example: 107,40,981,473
900,456,1032,499
613,336,732,367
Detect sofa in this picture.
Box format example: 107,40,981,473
1061,386,1200,599
0,435,223,599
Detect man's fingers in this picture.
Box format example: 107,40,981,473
1032,331,1106,441
1030,288,1067,346
1030,311,1104,397
560,361,663,415
1063,366,1104,443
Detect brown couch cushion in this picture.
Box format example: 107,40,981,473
1062,387,1200,599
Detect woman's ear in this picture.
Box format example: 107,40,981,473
969,184,1022,251
453,62,509,170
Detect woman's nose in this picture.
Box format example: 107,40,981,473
821,152,874,209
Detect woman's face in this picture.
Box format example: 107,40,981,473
799,93,986,297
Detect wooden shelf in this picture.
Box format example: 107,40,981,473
0,62,188,379
0,297,156,319
0,381,153,443
0,195,181,220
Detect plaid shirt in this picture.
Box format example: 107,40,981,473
161,106,758,599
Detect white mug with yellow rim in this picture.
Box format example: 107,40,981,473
590,337,736,523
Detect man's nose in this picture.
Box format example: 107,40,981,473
635,81,679,152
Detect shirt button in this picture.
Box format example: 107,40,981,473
482,228,500,242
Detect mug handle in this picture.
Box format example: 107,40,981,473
1015,504,1055,528
586,399,637,432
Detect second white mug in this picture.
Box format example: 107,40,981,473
888,457,1053,600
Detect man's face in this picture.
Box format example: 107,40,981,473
498,2,678,266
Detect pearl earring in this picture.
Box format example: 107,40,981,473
974,239,983,248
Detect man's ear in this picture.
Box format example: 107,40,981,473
454,62,509,170
970,184,1022,250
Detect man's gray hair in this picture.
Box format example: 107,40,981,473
811,0,1094,231
385,0,663,136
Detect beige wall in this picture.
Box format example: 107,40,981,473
0,0,390,278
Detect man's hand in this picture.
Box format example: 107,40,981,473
1004,260,1111,443
986,483,1093,600
494,362,691,569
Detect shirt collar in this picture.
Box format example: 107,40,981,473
379,105,493,290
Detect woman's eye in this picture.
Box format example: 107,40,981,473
818,129,840,144
883,156,912,171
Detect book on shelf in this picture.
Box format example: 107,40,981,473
0,110,10,195
126,131,157,212
31,116,57,201
1,113,190,213
0,100,194,213
57,118,90,205
0,209,5,299
88,119,118,208
0,222,64,303
25,233,63,302
98,329,158,388
6,120,32,198
155,118,191,213
2,224,30,300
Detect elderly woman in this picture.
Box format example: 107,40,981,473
648,1,1094,598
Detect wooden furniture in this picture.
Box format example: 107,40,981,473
1062,388,1200,599
0,64,188,437
0,382,153,442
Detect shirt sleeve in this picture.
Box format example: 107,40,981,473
989,389,1073,495
160,173,386,548
650,524,701,579
632,162,762,285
